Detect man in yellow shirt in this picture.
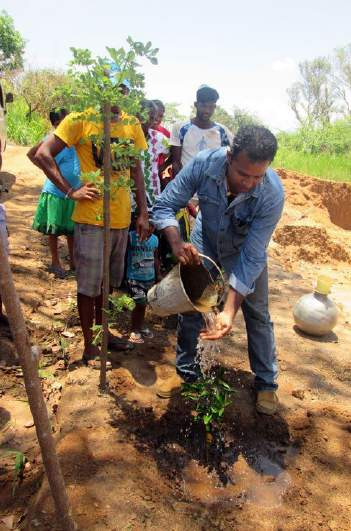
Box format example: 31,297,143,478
34,106,149,365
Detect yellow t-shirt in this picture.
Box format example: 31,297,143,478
55,110,147,229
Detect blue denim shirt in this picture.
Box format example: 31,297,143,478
152,147,285,296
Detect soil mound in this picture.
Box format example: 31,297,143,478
276,168,351,230
273,224,350,264
310,180,351,230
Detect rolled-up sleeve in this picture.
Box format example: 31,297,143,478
152,158,202,231
229,194,284,296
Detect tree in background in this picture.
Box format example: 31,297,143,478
163,102,187,126
0,10,25,73
14,68,70,119
333,44,351,116
287,57,337,126
214,105,262,132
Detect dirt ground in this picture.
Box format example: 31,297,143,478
0,145,350,531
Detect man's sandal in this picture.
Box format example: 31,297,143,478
108,335,134,351
141,328,154,339
128,332,144,344
82,354,112,370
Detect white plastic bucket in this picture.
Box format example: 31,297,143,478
147,254,224,317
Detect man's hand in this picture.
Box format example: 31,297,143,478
200,309,234,340
135,212,149,241
71,183,100,201
172,241,201,266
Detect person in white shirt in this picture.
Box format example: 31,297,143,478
170,85,233,176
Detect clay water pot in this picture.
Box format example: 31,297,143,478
293,276,338,336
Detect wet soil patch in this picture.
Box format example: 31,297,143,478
108,367,295,506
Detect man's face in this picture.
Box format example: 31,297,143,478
195,100,216,121
226,150,270,195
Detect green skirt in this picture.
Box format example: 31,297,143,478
32,192,75,236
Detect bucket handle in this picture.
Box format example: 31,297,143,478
198,253,226,304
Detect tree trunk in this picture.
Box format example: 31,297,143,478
0,239,75,530
100,102,111,390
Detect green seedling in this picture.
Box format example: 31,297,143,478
108,294,135,322
91,295,135,342
13,451,26,495
91,324,103,346
182,369,234,441
0,449,27,496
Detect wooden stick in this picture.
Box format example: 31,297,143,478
100,101,111,390
0,238,76,530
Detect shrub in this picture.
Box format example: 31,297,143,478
277,117,351,155
7,97,49,145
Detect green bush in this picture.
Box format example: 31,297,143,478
275,117,351,182
274,147,351,182
7,98,50,145
277,118,351,155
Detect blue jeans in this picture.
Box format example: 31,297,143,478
176,265,278,391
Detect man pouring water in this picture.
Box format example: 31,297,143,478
152,125,284,415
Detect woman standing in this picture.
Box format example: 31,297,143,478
28,109,80,278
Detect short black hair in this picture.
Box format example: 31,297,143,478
140,99,157,114
153,99,165,112
196,86,219,103
231,125,278,162
49,108,67,126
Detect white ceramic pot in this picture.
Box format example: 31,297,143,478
293,292,338,336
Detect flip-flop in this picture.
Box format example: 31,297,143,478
82,354,112,370
128,332,144,344
141,328,154,339
47,265,67,279
108,336,134,351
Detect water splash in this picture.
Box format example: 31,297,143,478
196,310,221,377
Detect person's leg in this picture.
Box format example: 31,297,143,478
176,312,204,381
157,311,203,398
241,265,278,392
77,292,100,358
131,303,146,332
66,235,75,270
48,235,62,269
74,223,104,360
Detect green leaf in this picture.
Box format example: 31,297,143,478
218,379,233,391
203,414,212,425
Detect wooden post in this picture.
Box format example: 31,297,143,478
0,239,76,530
100,101,111,390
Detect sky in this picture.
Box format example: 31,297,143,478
2,0,351,131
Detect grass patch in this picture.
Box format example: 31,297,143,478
274,147,351,183
7,98,49,145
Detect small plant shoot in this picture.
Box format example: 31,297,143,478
181,369,234,440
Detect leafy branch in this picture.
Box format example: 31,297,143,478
181,369,234,439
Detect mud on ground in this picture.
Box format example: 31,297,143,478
0,147,350,531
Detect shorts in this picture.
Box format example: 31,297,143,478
74,223,128,298
127,279,155,305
